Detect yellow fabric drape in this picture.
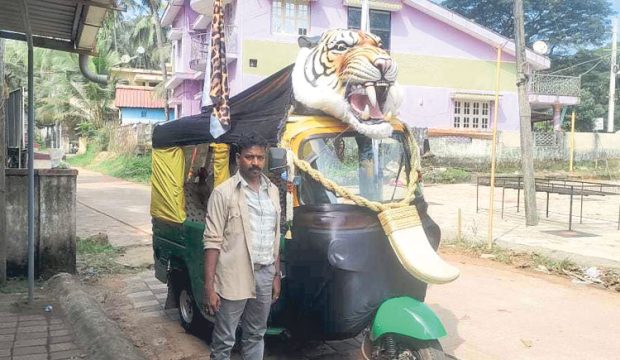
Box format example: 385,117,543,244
151,147,186,223
211,143,230,187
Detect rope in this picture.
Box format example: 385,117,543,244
287,127,421,213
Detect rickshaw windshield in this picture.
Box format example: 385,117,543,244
298,132,411,205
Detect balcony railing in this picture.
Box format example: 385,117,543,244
190,26,238,72
528,73,581,97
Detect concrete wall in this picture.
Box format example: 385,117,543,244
5,169,77,277
108,123,154,154
429,132,620,167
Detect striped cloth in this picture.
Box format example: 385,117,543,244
240,176,277,265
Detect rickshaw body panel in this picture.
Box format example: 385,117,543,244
281,201,440,340
153,218,206,309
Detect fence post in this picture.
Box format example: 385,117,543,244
569,111,576,172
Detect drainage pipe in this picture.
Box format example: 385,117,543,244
78,54,108,85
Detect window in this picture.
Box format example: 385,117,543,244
299,132,409,204
271,0,310,35
140,110,147,118
347,7,391,50
453,100,490,130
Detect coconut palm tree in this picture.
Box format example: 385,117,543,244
118,0,170,120
98,10,162,70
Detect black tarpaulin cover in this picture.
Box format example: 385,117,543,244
152,64,294,148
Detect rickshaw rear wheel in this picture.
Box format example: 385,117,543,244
176,279,210,337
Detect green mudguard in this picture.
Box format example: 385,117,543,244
370,297,447,341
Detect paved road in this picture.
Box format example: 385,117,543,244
76,169,620,359
424,183,620,268
76,168,152,248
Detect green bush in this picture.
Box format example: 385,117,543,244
66,145,152,184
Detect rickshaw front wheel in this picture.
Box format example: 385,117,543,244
394,338,444,360
365,333,445,360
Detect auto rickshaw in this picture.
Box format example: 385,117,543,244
150,30,459,360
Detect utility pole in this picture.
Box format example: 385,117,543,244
608,17,617,133
0,38,6,284
513,0,539,226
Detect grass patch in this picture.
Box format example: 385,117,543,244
76,235,126,277
77,235,119,255
93,153,152,184
425,158,620,182
66,144,100,168
446,239,620,292
424,167,472,184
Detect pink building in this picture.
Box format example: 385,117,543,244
161,0,579,133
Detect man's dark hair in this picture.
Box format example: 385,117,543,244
236,133,269,153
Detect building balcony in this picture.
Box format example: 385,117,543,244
165,72,201,90
190,0,233,15
189,27,238,72
161,0,183,27
528,73,581,106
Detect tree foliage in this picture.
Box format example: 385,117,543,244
97,6,167,70
1,0,165,134
441,0,614,56
4,41,115,130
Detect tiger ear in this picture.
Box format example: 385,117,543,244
298,35,321,48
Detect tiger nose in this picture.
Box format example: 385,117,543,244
374,58,392,74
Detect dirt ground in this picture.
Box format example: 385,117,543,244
79,250,620,360
73,168,620,359
83,273,365,360
86,277,210,360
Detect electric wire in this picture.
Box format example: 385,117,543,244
579,59,605,76
548,55,607,75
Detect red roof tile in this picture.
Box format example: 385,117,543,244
114,87,165,109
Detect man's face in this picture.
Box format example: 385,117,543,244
237,145,266,181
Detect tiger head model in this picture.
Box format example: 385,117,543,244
292,29,404,139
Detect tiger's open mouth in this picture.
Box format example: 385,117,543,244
346,81,393,124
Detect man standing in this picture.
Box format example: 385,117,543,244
203,134,281,360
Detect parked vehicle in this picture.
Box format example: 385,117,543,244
151,114,457,360
150,30,459,359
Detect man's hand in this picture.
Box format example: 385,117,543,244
272,274,281,304
204,249,220,315
204,286,221,315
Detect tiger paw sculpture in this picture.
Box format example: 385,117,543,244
292,29,404,139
